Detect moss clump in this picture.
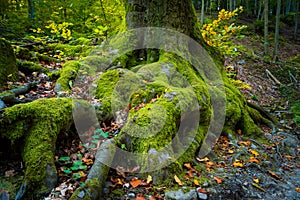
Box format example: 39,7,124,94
46,43,92,57
70,37,91,45
0,98,73,197
17,60,49,74
55,61,81,92
0,39,18,87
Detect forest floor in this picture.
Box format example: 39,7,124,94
1,20,300,200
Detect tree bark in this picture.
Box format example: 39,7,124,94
273,0,281,60
264,0,269,55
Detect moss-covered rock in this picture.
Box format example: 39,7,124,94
55,61,81,92
16,60,49,74
0,98,73,198
0,39,18,87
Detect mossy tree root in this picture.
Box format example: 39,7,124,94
0,98,73,198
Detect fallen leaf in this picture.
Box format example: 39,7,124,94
206,161,214,166
214,176,222,184
238,141,251,146
196,157,209,162
228,149,234,154
296,188,300,192
130,177,142,188
174,175,183,186
267,170,281,179
136,193,146,200
252,183,266,192
194,179,200,186
184,163,192,169
249,157,260,163
146,175,152,184
250,149,259,157
253,178,259,183
233,160,243,168
186,171,194,178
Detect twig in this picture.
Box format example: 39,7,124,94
266,69,282,85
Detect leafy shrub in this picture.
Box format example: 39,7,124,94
201,7,247,57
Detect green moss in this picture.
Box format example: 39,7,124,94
70,37,91,45
17,60,49,74
55,60,81,92
0,39,18,87
46,43,92,57
0,98,73,197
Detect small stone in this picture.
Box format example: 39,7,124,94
77,191,85,198
127,193,135,198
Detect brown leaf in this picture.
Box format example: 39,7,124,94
136,193,146,200
267,170,281,179
296,188,300,192
238,141,251,146
130,178,142,188
174,175,183,186
186,171,194,178
214,176,223,184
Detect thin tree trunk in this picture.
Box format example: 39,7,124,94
201,0,205,25
294,0,299,40
273,0,281,60
28,0,34,20
257,0,262,19
264,0,269,55
230,0,233,11
286,0,291,14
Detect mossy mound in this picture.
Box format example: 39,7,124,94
16,60,49,74
0,39,18,87
0,98,73,198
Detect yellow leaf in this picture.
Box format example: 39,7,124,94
194,179,200,186
238,141,251,146
197,157,209,162
228,149,234,154
146,175,152,184
7,74,12,78
174,175,183,186
184,163,192,169
296,187,300,192
250,150,259,157
233,160,243,168
253,178,259,183
249,157,260,163
19,95,25,99
252,183,266,192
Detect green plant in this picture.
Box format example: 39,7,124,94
201,7,247,57
291,103,300,126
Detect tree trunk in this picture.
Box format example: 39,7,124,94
0,39,18,87
273,0,281,60
27,0,34,20
201,0,205,25
294,0,299,40
264,0,269,55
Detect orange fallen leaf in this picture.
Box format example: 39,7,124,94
296,188,300,192
174,175,183,186
214,176,222,184
130,177,142,188
136,193,146,200
233,160,243,168
206,161,214,166
194,179,200,186
238,141,251,146
250,149,259,157
249,156,259,163
184,163,192,169
186,171,194,178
